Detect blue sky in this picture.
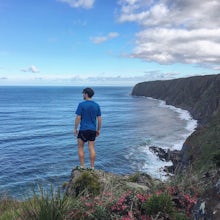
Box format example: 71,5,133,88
0,0,220,86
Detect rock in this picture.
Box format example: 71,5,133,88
193,169,220,220
65,168,161,197
125,182,150,191
215,178,220,194
149,146,183,174
149,146,170,161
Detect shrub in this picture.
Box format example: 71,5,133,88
67,193,113,219
71,171,101,197
173,212,189,220
166,186,197,217
142,192,175,217
90,203,111,220
110,190,152,219
212,150,220,167
128,172,141,182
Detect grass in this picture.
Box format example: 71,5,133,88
18,186,68,220
0,195,22,220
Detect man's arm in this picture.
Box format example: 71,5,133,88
74,115,81,136
96,116,102,136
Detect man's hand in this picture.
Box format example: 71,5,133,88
96,130,100,137
74,129,78,136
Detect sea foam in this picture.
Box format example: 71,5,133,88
136,97,198,179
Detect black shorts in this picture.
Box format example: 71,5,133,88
77,130,96,142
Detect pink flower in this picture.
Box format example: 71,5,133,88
122,205,127,210
85,202,93,207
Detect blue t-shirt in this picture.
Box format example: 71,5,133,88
75,100,101,131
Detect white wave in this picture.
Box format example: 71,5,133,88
142,149,173,181
129,144,173,180
131,96,198,180
147,97,197,149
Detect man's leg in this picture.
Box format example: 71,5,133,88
88,141,96,168
78,138,85,167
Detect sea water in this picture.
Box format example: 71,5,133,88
0,86,197,198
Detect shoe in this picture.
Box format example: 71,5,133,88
75,165,85,171
87,167,95,172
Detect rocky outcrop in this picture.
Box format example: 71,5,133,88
149,146,182,173
64,168,203,219
65,168,160,197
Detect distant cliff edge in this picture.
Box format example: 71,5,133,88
132,74,220,125
132,74,220,172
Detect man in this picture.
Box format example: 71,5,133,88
74,87,102,170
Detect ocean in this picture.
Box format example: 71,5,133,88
0,86,197,199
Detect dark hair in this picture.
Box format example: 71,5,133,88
82,87,94,98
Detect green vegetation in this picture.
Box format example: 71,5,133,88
128,172,141,182
184,109,220,172
142,192,174,217
70,171,101,197
18,186,68,220
0,196,21,220
213,150,220,167
0,170,198,220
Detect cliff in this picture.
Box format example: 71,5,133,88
132,74,220,219
132,74,220,125
131,74,220,168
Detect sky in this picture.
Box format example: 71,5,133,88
0,0,220,86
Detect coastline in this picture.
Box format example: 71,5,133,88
132,96,198,180
149,96,198,150
131,74,220,218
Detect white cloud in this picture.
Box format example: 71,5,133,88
132,28,220,64
48,70,194,85
58,0,95,9
90,32,119,44
55,74,152,85
21,65,40,73
118,0,220,28
117,0,220,67
0,77,7,80
212,66,220,71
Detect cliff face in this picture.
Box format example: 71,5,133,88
132,74,220,125
131,73,220,170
